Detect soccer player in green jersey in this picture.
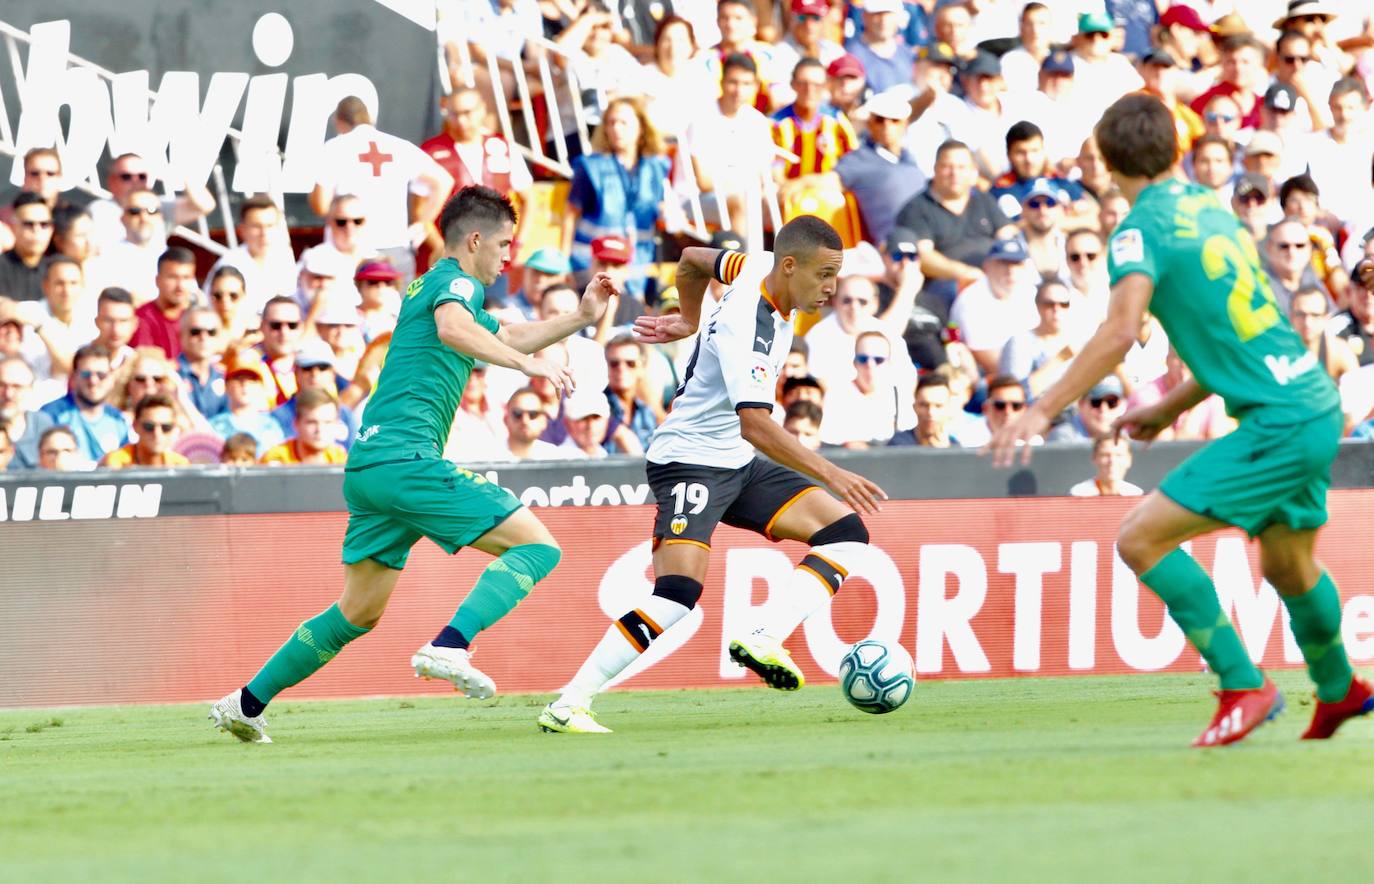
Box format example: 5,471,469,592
211,186,618,742
988,94,1371,747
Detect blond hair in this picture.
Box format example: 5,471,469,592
591,96,667,159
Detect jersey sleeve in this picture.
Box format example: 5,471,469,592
713,250,749,284
715,296,776,411
432,268,494,331
1107,223,1159,286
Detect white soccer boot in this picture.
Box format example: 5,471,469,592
411,643,497,699
537,702,613,734
209,690,272,743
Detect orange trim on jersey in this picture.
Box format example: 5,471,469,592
719,251,747,285
636,609,665,636
797,563,838,597
615,620,648,653
760,279,781,314
660,538,712,551
808,551,850,581
764,486,820,541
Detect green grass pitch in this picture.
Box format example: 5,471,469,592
3,671,1372,883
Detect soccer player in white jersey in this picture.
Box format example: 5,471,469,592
539,216,888,734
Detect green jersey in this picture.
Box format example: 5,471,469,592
1107,180,1338,422
348,258,499,465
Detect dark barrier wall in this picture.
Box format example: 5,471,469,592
3,446,1374,708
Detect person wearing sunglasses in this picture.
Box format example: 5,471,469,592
978,373,1033,440
205,267,257,349
0,355,55,470
88,153,214,252
1000,279,1077,397
1230,172,1277,244
0,193,54,304
256,297,306,406
499,386,562,461
175,307,227,419
98,392,188,469
1263,218,1323,315
1018,178,1071,279
100,188,168,302
0,148,69,251
38,342,130,463
818,329,912,448
1046,375,1127,443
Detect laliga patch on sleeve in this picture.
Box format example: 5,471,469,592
749,360,770,386
449,277,476,299
1110,228,1144,265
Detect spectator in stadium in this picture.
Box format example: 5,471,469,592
220,432,259,467
503,249,570,322
554,9,644,138
770,0,846,106
558,391,613,459
1271,29,1333,132
0,417,11,471
1309,78,1374,229
1070,12,1143,122
51,206,106,304
1096,187,1131,242
975,373,1032,444
782,399,823,451
36,425,81,471
257,297,305,405
952,51,1027,181
702,0,780,109
1279,176,1348,301
535,283,608,395
291,248,355,329
0,193,53,303
209,350,285,456
1155,5,1214,101
176,308,227,419
441,0,545,124
260,387,348,466
931,1,978,65
684,53,776,243
1073,135,1114,203
1137,48,1204,154
100,187,167,300
949,238,1037,377
1064,227,1109,318
999,2,1054,87
1069,436,1143,497
115,348,205,435
889,373,958,447
1033,50,1091,166
0,356,53,470
818,330,913,448
271,340,359,449
999,279,1076,397
348,261,402,344
0,149,66,244
1259,84,1316,184
314,300,364,381
208,195,298,312
564,96,670,299
304,195,373,276
641,16,714,141
206,268,256,351
783,339,809,381
311,97,452,279
825,53,869,119
86,152,214,252
1264,217,1324,315
86,288,137,376
1232,173,1278,243
772,58,859,195
990,122,1087,223
130,248,197,360
499,386,563,461
443,361,508,464
806,275,880,386
40,343,129,463
1018,180,1071,279
1332,266,1374,366
1190,134,1238,203
604,334,658,451
843,0,915,94
1047,376,1127,444
833,90,926,247
10,255,93,384
1198,92,1244,150
781,375,825,412
1291,286,1359,384
1189,34,1268,129
897,139,1017,309
99,393,189,469
1275,0,1349,74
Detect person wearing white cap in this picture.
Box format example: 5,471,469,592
842,0,916,94
832,89,928,246
314,299,364,380
269,338,358,449
292,247,356,330
558,391,612,459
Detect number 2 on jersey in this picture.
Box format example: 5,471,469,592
670,482,709,515
1201,232,1279,343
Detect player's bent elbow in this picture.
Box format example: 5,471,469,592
735,405,773,443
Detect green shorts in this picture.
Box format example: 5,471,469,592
342,455,522,570
1159,406,1342,537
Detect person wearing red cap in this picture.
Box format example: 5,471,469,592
588,235,638,341
769,0,845,106
354,261,404,343
825,53,869,117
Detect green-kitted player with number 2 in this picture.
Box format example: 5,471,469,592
989,94,1371,747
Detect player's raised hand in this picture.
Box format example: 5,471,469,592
984,405,1051,468
633,313,697,344
825,467,888,515
521,356,576,397
577,272,620,324
1114,401,1172,444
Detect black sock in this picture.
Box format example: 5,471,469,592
240,685,267,718
432,625,470,650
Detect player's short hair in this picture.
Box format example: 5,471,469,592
134,392,176,420
783,399,822,425
221,432,258,462
439,186,518,248
1221,34,1267,57
158,246,196,272
1279,173,1319,207
239,194,279,221
720,52,758,79
1192,133,1234,161
335,96,372,126
774,215,843,260
986,374,1025,397
934,139,973,164
792,57,825,80
1005,120,1044,151
916,374,950,396
12,190,48,212
296,386,339,416
1330,76,1369,105
98,286,134,308
42,254,81,280
1094,94,1178,180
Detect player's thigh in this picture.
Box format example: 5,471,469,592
339,559,405,628
357,458,524,559
471,505,557,556
1257,523,1321,596
645,460,744,553
343,468,425,572
1116,490,1228,573
652,540,711,585
766,483,853,544
719,459,822,542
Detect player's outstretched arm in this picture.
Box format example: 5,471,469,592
738,407,887,515
436,302,575,396
635,248,724,344
496,272,620,354
985,272,1154,467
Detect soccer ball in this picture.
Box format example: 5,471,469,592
838,640,915,714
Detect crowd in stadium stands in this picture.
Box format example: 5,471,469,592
2,0,1374,482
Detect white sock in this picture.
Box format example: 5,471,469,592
758,541,868,642
559,594,692,708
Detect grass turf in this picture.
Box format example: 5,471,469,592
2,671,1372,883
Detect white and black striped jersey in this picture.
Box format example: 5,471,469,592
648,251,793,469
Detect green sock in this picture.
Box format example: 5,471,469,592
1281,572,1353,703
1140,549,1263,691
450,544,561,641
247,603,370,704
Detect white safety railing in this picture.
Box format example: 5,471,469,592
0,18,269,257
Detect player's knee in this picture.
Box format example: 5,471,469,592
808,512,869,547
1259,554,1314,596
1114,521,1156,574
508,542,562,585
652,574,704,610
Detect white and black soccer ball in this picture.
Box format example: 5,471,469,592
838,639,915,714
